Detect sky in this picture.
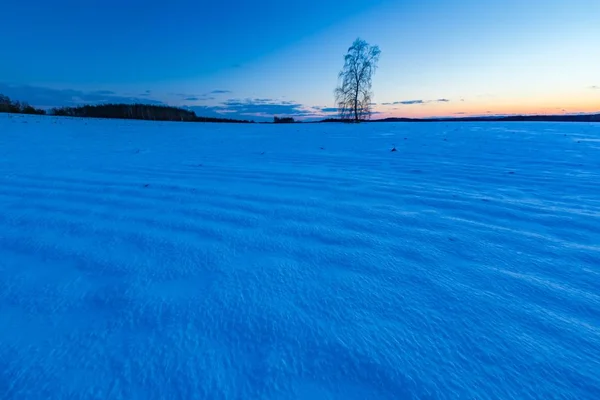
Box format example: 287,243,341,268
1,0,599,121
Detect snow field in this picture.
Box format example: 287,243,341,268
0,114,599,399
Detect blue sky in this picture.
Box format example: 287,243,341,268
1,0,599,120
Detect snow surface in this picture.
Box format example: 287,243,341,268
1,113,599,399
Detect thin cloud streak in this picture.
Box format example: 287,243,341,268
380,99,452,106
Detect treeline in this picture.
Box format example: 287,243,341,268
273,116,296,123
52,104,196,121
0,94,46,115
51,103,254,123
0,93,254,123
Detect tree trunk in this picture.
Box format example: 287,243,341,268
354,90,359,122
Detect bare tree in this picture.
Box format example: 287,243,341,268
335,38,381,122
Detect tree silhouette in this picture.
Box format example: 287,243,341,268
334,38,381,122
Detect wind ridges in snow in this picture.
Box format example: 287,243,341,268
0,114,599,398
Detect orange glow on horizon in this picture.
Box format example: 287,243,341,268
374,96,600,119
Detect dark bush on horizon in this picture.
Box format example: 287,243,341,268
0,94,46,115
274,116,296,123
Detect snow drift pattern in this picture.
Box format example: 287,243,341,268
0,114,599,399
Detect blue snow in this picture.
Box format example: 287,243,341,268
0,113,599,399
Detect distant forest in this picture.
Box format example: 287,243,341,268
51,104,253,123
0,94,253,123
0,94,46,115
51,104,254,123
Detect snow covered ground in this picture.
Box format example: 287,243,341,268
1,113,599,399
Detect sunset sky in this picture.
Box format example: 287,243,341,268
1,0,599,121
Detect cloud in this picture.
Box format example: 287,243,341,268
591,86,599,90
186,105,236,120
174,91,229,100
387,99,452,105
220,98,314,117
168,92,217,102
173,93,196,98
93,90,115,95
395,100,425,105
454,112,467,115
248,98,275,103
187,98,342,121
0,83,163,108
